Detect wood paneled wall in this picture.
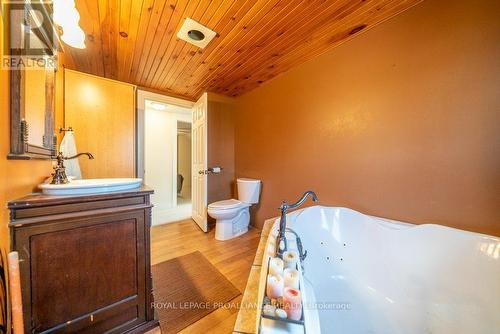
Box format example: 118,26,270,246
233,0,500,236
64,69,136,178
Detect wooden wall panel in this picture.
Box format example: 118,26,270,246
64,69,136,178
63,0,423,100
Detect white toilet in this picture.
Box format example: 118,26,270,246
208,178,261,241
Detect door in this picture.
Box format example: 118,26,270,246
192,93,208,232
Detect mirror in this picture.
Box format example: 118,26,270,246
8,59,57,160
8,2,57,160
24,66,51,147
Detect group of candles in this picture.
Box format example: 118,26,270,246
264,251,303,321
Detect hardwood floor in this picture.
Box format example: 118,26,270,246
149,219,261,334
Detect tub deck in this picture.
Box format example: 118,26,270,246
233,218,275,333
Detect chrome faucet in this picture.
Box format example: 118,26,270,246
276,191,318,257
51,152,94,184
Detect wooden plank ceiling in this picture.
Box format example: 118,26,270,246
65,0,422,100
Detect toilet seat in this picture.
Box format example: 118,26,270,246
207,199,251,240
208,199,248,210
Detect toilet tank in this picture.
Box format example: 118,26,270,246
237,178,261,204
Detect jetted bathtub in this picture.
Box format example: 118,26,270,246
257,206,500,334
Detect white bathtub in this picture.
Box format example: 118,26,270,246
258,206,500,334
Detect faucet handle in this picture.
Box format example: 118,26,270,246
64,152,95,160
296,237,307,262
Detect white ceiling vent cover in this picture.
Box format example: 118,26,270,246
177,18,216,49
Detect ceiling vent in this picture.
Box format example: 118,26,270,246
177,18,216,49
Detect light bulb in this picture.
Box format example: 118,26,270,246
53,0,77,27
61,25,86,49
151,102,166,111
54,7,80,29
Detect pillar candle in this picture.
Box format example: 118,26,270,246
283,250,299,269
267,237,276,256
283,287,302,321
284,268,300,289
269,257,284,276
266,274,284,299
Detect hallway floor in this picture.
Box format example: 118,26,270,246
150,219,261,333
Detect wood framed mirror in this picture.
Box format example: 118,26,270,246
7,1,58,160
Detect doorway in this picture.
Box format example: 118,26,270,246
137,90,209,229
137,91,195,225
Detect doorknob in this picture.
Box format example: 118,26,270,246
198,167,223,175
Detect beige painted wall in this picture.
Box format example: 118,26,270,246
233,0,500,235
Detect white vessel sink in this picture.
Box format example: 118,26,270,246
39,178,143,195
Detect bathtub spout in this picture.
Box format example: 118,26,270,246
276,191,318,257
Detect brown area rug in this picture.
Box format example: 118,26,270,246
152,251,241,334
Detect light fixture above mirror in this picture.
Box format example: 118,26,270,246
61,25,86,49
53,0,86,49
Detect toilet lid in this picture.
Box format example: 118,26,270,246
208,199,244,209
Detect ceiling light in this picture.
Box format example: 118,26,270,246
53,0,78,27
151,102,166,111
61,26,86,49
56,7,80,29
177,18,216,49
53,0,86,49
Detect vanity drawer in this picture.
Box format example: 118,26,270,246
11,195,146,220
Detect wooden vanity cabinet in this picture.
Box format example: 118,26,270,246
8,187,159,334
